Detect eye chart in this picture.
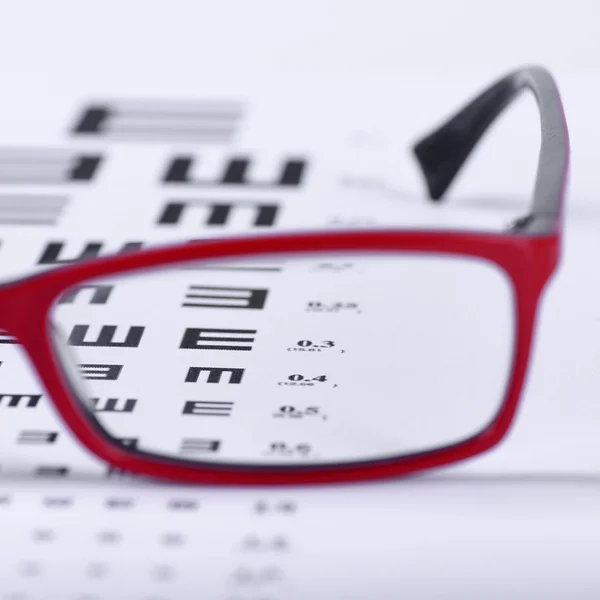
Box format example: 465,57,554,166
0,73,529,480
0,61,599,599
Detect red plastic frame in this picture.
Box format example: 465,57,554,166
0,228,559,484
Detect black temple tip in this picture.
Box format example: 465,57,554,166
413,77,517,203
412,132,465,201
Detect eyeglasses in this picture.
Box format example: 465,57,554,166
0,66,569,485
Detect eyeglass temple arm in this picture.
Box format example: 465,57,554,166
412,66,569,235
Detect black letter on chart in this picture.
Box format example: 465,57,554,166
185,366,245,384
158,200,279,228
179,328,256,351
163,155,307,187
183,286,268,309
68,325,144,348
38,241,143,265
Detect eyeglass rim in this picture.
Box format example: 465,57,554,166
0,229,557,484
0,64,570,483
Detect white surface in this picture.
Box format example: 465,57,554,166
0,1,598,598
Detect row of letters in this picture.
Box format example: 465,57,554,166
0,152,307,187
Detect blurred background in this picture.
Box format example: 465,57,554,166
2,0,598,78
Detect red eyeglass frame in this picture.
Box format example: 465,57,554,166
0,66,569,485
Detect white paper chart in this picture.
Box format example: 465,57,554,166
1,478,600,600
0,63,599,599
